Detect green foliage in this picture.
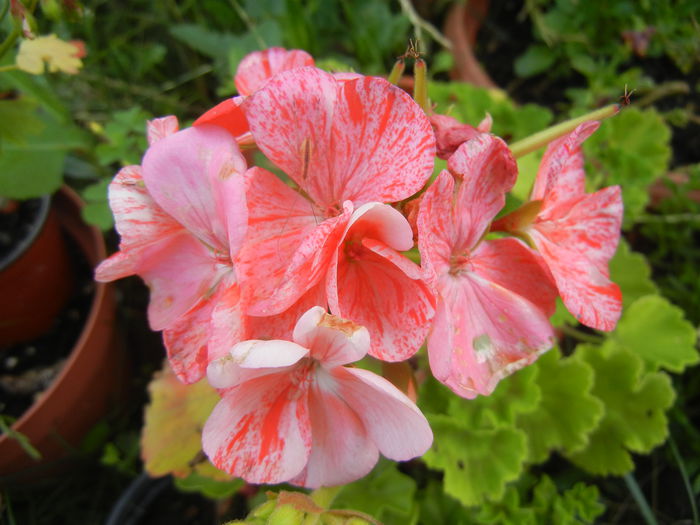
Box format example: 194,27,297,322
516,349,604,463
609,239,658,308
332,460,418,525
583,107,671,226
174,472,245,499
81,178,113,230
94,106,151,167
565,342,675,475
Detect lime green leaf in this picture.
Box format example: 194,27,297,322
332,459,418,525
517,348,604,463
174,471,244,499
609,239,658,309
423,415,527,506
447,364,540,429
583,108,671,226
565,342,676,475
141,363,230,481
514,45,556,77
476,485,537,525
549,298,578,327
532,476,605,524
613,295,699,373
510,150,543,203
81,178,114,231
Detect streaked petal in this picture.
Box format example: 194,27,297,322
328,237,435,361
142,125,248,256
334,367,432,460
531,121,599,204
147,116,179,145
447,134,518,251
430,273,555,398
417,170,458,278
202,372,311,484
235,47,314,96
208,275,249,365
246,67,435,208
429,113,480,160
290,374,378,488
345,202,415,252
292,307,369,368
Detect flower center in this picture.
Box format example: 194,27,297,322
449,252,473,276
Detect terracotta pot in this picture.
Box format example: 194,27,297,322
0,186,125,479
0,194,74,347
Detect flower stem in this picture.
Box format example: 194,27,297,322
0,64,18,72
509,104,620,159
558,324,604,344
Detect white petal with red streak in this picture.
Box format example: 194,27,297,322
147,116,179,145
235,48,314,96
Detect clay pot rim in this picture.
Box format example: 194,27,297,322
1,186,109,441
0,194,51,273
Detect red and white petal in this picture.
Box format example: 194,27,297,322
333,367,433,460
163,298,216,384
531,121,599,204
345,202,415,252
290,375,379,488
429,113,480,160
292,306,369,368
328,238,435,362
142,125,248,256
207,339,309,390
246,68,435,209
193,97,250,140
447,135,518,252
235,47,314,96
202,372,312,484
471,237,557,317
417,170,459,278
140,232,224,330
430,273,555,398
208,275,250,366
147,116,179,145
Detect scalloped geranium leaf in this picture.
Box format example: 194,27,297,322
141,363,229,480
565,342,675,475
609,240,658,308
447,363,541,429
583,107,671,226
516,348,604,463
331,459,418,525
613,294,699,373
423,415,527,506
532,475,605,524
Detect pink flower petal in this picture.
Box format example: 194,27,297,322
141,125,248,256
292,306,369,368
529,187,623,331
531,121,599,204
429,113,480,160
202,372,311,484
446,135,518,251
207,339,309,390
94,165,183,282
345,202,415,252
208,275,249,365
235,47,314,96
147,116,179,145
328,237,435,362
429,272,555,398
246,67,435,209
193,97,250,140
290,376,379,488
471,237,557,317
333,367,432,460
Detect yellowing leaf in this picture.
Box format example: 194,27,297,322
16,34,83,75
141,363,230,481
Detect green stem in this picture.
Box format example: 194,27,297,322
0,22,21,63
509,104,620,159
623,472,658,525
557,324,604,344
668,436,699,525
0,63,18,72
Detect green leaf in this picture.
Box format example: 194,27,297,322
583,108,671,226
613,295,699,373
81,178,114,231
609,239,658,309
565,342,676,475
141,363,231,481
514,45,556,77
0,110,87,199
332,460,418,525
423,415,527,506
0,99,43,144
447,364,541,429
174,471,245,499
516,348,604,463
417,479,474,525
169,24,240,61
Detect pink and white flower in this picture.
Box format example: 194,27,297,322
202,306,433,488
418,134,557,398
492,122,623,331
238,66,436,362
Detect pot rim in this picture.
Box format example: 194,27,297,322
0,194,51,273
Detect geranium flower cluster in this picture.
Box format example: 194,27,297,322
96,47,623,488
